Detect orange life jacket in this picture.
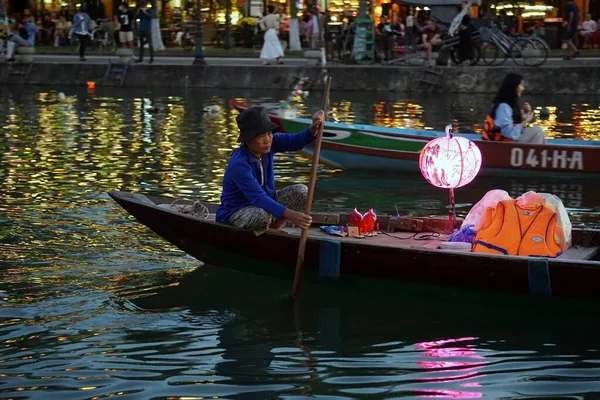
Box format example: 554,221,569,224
472,199,563,258
481,114,512,142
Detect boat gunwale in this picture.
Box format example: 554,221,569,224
109,191,600,269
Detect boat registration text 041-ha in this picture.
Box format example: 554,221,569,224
510,148,584,170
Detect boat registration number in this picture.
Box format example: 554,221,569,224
509,148,584,170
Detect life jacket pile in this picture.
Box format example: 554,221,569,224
472,199,563,258
481,114,513,142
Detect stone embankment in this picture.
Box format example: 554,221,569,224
3,58,598,94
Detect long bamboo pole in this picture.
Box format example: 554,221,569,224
291,75,332,298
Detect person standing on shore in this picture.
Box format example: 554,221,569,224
136,5,154,63
562,0,580,60
307,6,324,50
118,4,135,48
258,5,284,65
456,0,473,65
405,10,414,48
72,7,91,61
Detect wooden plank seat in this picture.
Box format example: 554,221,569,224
557,246,600,260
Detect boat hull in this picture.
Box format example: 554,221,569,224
230,101,600,175
109,191,600,299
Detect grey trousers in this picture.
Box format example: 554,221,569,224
228,184,308,235
519,126,546,144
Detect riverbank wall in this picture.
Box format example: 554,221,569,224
3,62,599,94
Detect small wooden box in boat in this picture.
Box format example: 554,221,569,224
311,211,461,233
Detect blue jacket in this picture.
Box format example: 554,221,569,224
25,22,38,46
494,103,523,141
72,12,91,35
137,9,153,32
216,128,316,223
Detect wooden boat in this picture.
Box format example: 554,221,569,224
109,190,600,299
230,100,600,175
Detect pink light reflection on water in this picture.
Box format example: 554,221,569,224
414,389,484,399
412,337,488,399
416,337,477,350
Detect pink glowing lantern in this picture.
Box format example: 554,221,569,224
419,125,482,233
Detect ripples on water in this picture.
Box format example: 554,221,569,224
1,86,600,399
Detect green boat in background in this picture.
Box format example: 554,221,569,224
230,100,600,176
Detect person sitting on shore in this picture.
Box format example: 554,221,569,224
5,21,32,62
580,13,597,49
482,73,546,144
421,18,441,65
216,107,325,235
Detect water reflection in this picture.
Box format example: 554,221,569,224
415,337,487,399
126,265,600,399
314,172,600,224
2,86,600,398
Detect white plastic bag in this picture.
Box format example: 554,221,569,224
460,189,512,231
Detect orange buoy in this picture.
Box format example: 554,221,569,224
87,81,96,90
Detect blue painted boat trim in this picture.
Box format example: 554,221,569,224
319,238,341,279
303,146,588,176
291,117,600,147
527,259,552,296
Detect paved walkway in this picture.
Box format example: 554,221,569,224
17,54,600,67
30,54,308,66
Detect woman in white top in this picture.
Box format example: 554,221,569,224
581,13,597,49
259,5,284,65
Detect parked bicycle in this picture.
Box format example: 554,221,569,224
181,25,195,51
479,24,548,67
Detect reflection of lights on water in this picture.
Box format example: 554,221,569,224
533,106,559,140
330,100,355,124
571,104,600,141
372,101,427,131
414,337,487,399
414,389,483,399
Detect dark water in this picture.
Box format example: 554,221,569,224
1,86,600,399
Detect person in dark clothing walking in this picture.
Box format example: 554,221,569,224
562,0,580,60
457,1,473,65
136,5,154,63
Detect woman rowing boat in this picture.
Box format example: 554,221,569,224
482,73,546,144
216,106,325,235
